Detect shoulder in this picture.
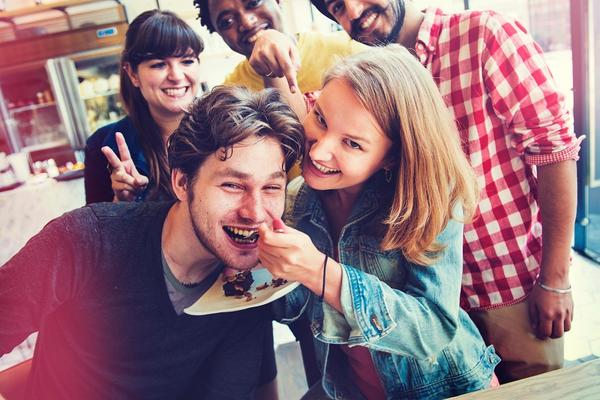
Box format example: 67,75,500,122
87,201,172,223
284,177,308,223
459,9,527,38
86,117,136,149
224,59,263,91
298,31,366,54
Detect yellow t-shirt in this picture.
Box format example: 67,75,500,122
223,30,367,93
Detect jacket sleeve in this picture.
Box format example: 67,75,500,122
84,129,115,204
322,218,464,360
0,209,99,356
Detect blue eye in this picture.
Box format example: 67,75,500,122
343,138,362,150
150,61,166,69
222,183,243,191
314,112,327,128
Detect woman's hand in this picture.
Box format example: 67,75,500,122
101,132,149,202
258,218,324,290
259,217,344,311
249,29,300,93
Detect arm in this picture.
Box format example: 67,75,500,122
528,160,576,338
0,210,97,356
482,13,579,338
258,218,463,359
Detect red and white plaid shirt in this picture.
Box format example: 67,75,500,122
416,8,582,311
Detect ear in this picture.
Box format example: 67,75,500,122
172,168,189,202
123,63,140,88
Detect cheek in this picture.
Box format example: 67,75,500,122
265,195,286,217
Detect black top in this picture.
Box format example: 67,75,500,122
0,202,273,400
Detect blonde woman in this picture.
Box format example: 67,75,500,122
258,46,500,399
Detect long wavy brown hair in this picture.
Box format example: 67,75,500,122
120,10,204,200
323,45,479,265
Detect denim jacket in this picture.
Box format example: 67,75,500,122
280,175,500,399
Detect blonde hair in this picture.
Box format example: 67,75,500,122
323,45,478,265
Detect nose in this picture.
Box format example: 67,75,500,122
238,191,267,223
308,136,334,163
238,12,258,32
346,0,365,21
167,63,185,81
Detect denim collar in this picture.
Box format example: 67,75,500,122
289,171,393,229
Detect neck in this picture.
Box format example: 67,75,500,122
161,202,220,284
397,2,425,48
149,109,184,146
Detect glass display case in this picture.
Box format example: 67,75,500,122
0,65,70,160
46,46,125,150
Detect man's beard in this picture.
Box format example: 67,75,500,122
351,0,406,46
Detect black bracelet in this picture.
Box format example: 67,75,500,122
320,254,328,301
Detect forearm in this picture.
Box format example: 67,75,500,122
299,256,343,313
263,76,307,120
536,160,577,286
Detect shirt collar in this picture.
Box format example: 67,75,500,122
289,172,392,226
415,7,445,66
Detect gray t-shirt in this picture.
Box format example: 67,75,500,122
161,251,221,315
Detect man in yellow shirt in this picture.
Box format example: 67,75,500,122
193,0,366,94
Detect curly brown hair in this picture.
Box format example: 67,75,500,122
168,85,304,182
193,0,216,33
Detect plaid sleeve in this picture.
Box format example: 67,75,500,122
481,12,580,165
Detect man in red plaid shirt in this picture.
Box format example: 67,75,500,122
310,0,582,383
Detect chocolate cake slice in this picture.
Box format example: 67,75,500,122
222,270,254,297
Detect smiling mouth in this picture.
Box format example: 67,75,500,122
359,10,378,31
162,87,189,98
242,24,270,46
310,158,340,174
223,226,259,244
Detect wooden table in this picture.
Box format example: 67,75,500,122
450,358,600,399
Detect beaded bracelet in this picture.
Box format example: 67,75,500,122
536,280,572,294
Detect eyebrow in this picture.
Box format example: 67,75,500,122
213,168,287,181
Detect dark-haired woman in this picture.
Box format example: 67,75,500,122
84,9,202,203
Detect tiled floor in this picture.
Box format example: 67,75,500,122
272,251,600,398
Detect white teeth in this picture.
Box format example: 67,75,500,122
311,159,340,174
229,227,257,238
360,12,377,30
163,87,187,97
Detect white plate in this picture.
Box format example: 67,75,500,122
184,267,299,316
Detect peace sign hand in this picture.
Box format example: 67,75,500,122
101,132,149,202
